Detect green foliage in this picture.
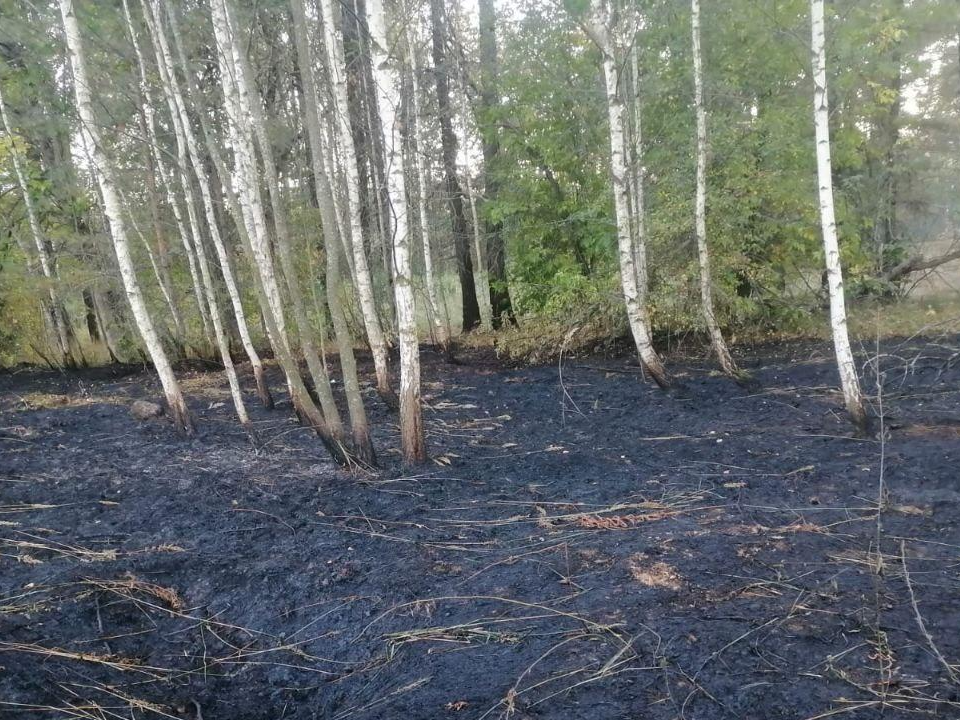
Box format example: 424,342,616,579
488,4,615,316
489,0,959,345
0,0,957,367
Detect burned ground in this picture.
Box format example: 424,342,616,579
1,338,959,720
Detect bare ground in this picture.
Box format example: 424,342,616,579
1,337,959,720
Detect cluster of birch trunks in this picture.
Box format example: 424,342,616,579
581,0,868,432
6,0,870,471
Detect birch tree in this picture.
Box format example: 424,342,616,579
626,44,648,336
477,0,514,328
121,0,184,352
135,0,250,427
0,84,76,368
203,0,364,463
368,0,426,462
220,0,343,434
210,0,287,346
691,0,738,377
129,0,213,350
354,23,395,316
58,0,193,432
583,0,669,388
156,0,275,409
290,0,375,463
318,0,396,405
429,0,482,333
197,4,354,463
404,19,448,346
120,184,185,348
810,0,868,433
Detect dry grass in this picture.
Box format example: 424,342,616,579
627,555,683,591
78,574,184,611
2,535,118,563
14,392,130,410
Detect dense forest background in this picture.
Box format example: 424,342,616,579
0,0,957,368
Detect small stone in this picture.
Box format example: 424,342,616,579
130,400,164,421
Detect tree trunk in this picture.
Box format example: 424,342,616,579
121,184,185,347
290,0,375,464
352,6,396,327
211,0,288,355
584,0,668,388
873,0,903,274
367,0,426,463
455,46,492,330
205,0,355,463
318,0,395,405
0,83,75,368
147,124,211,350
429,0,481,333
82,289,100,343
120,1,183,351
224,0,343,437
691,0,738,376
810,0,868,433
405,21,448,346
477,0,514,328
59,0,193,432
159,0,274,409
141,0,250,427
132,1,213,350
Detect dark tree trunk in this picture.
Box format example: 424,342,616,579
477,0,514,328
83,289,100,342
872,0,903,273
430,0,481,332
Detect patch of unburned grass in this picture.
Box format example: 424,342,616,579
15,391,130,411
627,555,683,591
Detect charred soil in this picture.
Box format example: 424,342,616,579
1,337,959,719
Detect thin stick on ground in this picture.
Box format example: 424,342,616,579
900,539,960,685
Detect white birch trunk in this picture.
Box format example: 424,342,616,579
319,0,395,404
627,45,647,311
148,130,210,343
320,116,356,283
323,122,357,287
58,0,193,432
186,56,354,463
156,0,274,408
210,0,288,349
691,0,738,376
359,62,394,323
231,189,355,464
189,0,356,461
0,84,75,366
223,0,343,436
132,1,212,348
405,22,448,346
121,0,185,347
290,0,374,462
585,0,668,387
810,0,868,432
138,0,250,426
368,0,425,462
